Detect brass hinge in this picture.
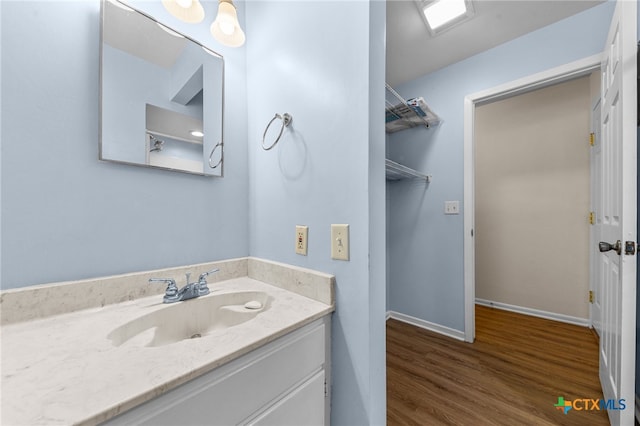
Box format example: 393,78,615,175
590,133,595,146
589,290,594,304
589,211,595,225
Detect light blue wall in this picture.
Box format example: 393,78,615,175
387,1,615,331
0,0,249,288
244,1,386,424
3,0,387,424
368,2,387,421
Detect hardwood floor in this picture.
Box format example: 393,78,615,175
387,305,610,425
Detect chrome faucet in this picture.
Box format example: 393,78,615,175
149,268,219,304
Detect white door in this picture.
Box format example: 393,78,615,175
590,99,603,337
598,1,636,425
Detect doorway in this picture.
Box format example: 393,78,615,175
473,74,594,326
463,54,602,341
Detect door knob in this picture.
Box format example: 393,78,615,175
599,240,621,255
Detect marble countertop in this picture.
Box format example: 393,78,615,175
1,273,334,425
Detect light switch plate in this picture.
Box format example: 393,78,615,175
444,201,460,215
295,225,308,255
331,224,349,261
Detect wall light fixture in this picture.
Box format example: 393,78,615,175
210,0,245,47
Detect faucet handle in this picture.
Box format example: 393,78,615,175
195,268,218,297
199,268,220,283
149,278,179,303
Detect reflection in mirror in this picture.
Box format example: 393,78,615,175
100,0,224,176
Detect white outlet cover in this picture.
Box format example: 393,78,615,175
444,201,460,215
295,225,308,256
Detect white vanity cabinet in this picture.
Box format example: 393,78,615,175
103,317,331,426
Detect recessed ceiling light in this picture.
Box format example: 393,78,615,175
418,0,474,36
424,0,466,29
190,130,204,137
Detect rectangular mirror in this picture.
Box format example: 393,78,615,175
100,0,224,176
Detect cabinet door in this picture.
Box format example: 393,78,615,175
247,371,325,426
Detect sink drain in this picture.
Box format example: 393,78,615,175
190,333,202,339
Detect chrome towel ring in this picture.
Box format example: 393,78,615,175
262,113,292,150
208,141,223,169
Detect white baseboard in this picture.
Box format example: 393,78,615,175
386,311,466,341
475,298,590,328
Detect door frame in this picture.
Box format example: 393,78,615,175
589,97,603,337
463,53,602,343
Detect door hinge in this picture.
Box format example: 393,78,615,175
589,133,595,146
589,211,595,225
589,290,594,304
324,380,328,397
624,241,637,255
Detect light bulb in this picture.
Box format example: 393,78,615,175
175,0,192,8
161,0,204,23
216,3,237,35
219,19,235,35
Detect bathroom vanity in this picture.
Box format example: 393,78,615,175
0,258,334,425
104,317,329,425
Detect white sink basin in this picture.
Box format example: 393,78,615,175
108,291,271,347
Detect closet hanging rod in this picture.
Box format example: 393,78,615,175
385,159,431,182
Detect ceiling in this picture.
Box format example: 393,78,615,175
386,0,605,86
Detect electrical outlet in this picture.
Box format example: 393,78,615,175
444,201,460,215
295,225,308,255
331,224,349,261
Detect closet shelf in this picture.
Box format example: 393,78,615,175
385,83,440,133
385,159,431,182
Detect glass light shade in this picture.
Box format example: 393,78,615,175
161,0,205,24
211,1,245,47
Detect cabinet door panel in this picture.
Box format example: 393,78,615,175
248,371,325,426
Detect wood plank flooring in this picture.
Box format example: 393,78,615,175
387,305,610,425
